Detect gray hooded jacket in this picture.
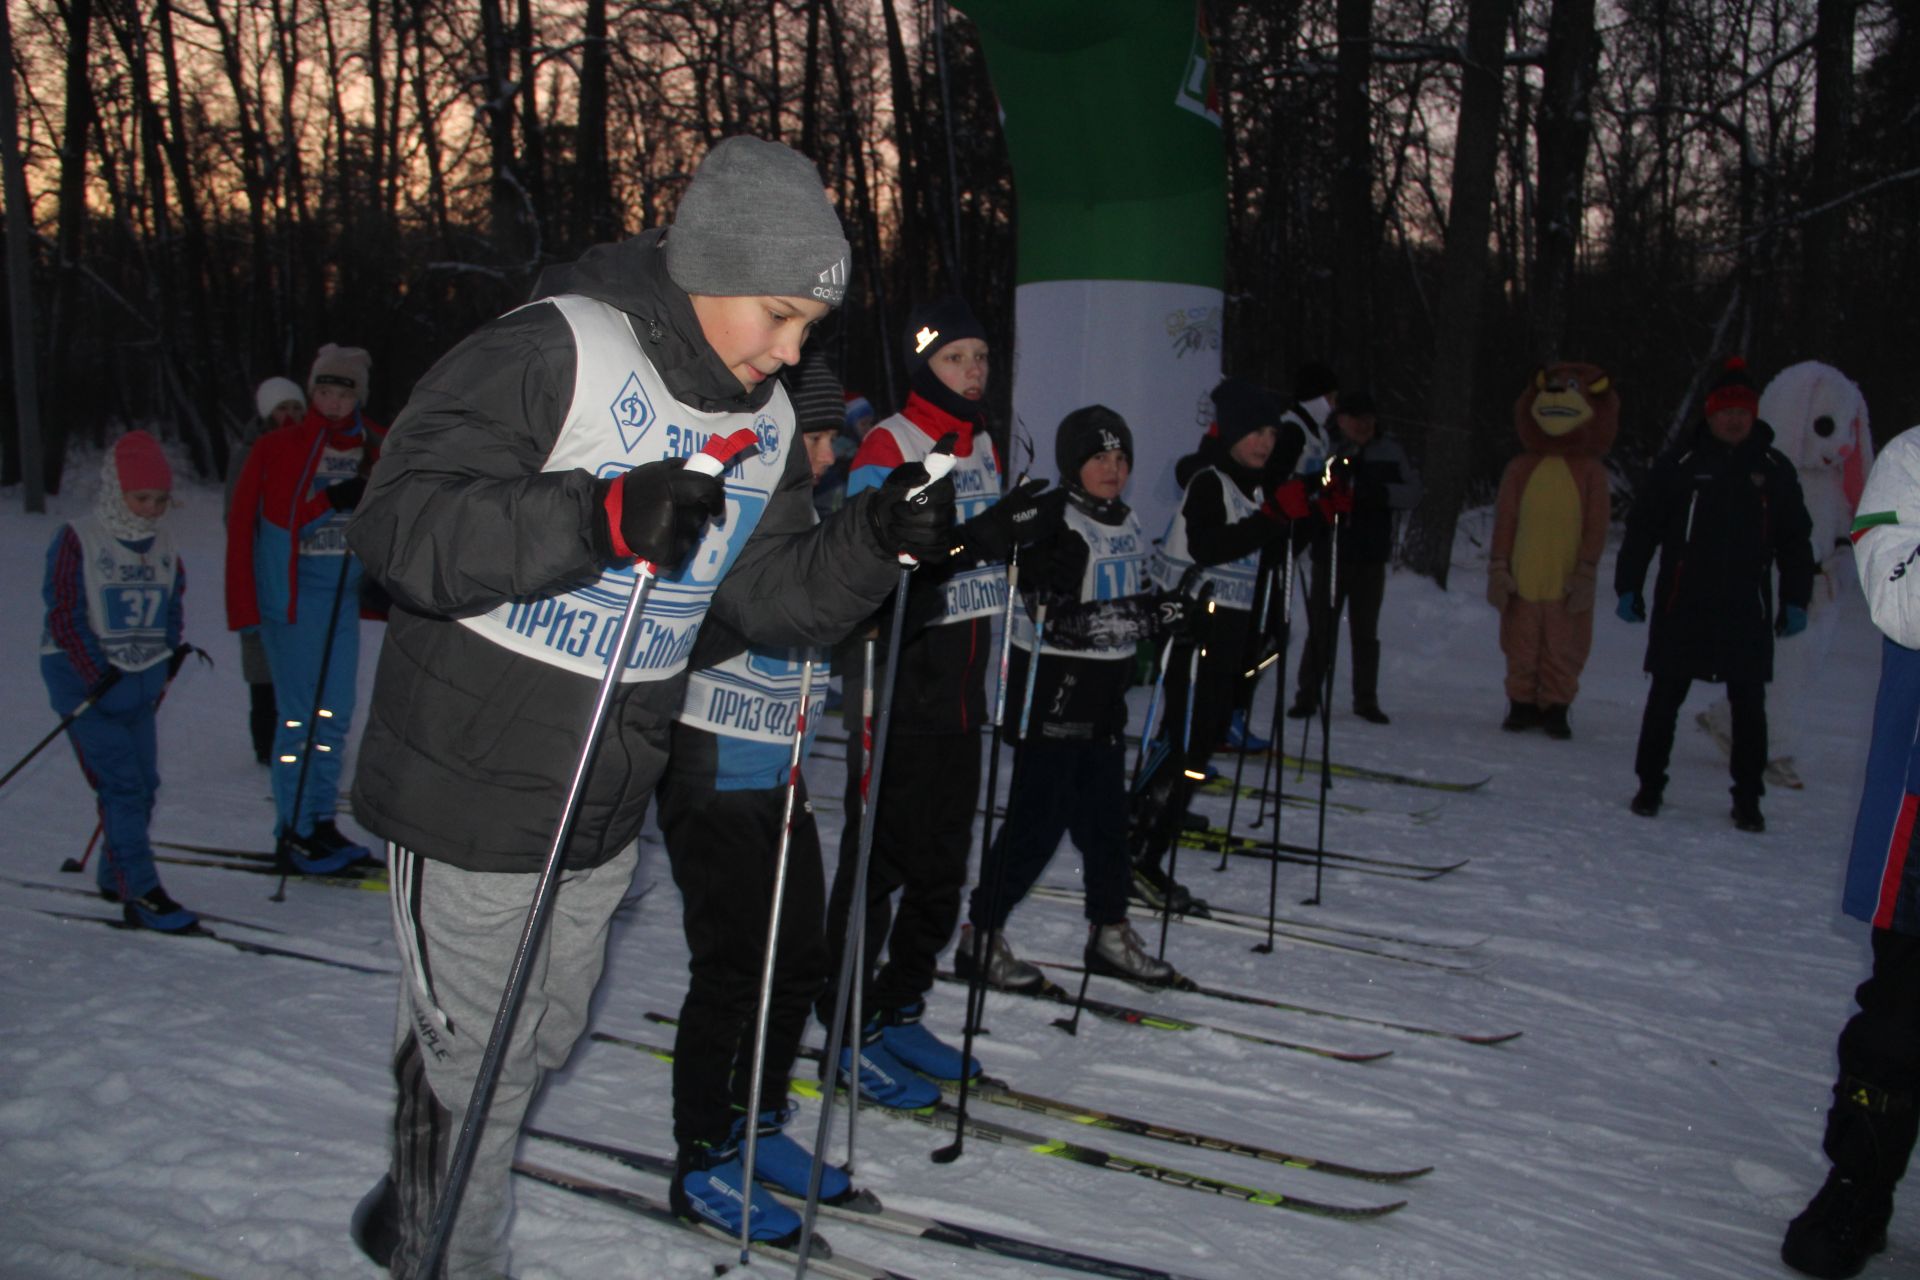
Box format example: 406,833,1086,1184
347,230,898,872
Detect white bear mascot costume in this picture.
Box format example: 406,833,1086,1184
1699,360,1873,785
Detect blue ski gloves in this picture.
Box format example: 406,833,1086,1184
1616,591,1647,623
1777,604,1809,637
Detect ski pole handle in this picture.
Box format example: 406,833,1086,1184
897,439,959,567
633,426,761,577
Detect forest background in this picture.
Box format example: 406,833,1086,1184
1,0,1913,585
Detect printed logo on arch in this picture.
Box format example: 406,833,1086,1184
610,372,654,452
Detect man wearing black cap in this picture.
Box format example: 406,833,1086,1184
820,294,1058,1105
1292,392,1423,724
1615,356,1815,832
345,136,955,1271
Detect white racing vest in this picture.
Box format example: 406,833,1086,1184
459,294,793,683
1151,467,1262,611
1013,502,1146,661
42,516,179,673
679,645,831,745
870,415,1008,624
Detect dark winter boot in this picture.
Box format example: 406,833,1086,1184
1286,696,1320,721
122,886,199,933
1086,920,1177,986
1732,797,1767,833
1630,784,1663,818
1540,705,1572,740
350,1174,399,1268
1501,700,1541,732
1782,1076,1918,1278
1353,702,1392,725
954,923,1044,993
1130,860,1210,919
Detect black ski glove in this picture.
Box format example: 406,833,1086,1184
325,476,368,512
1149,591,1197,640
867,462,958,563
957,479,1058,563
601,456,727,569
167,644,211,680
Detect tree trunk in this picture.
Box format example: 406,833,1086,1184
45,0,95,492
1334,0,1376,383
1802,0,1855,358
575,0,614,249
1404,0,1514,587
0,0,46,508
1532,0,1598,363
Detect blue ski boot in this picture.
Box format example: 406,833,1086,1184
1222,708,1271,752
876,1001,979,1082
122,885,199,933
732,1105,852,1204
670,1140,802,1244
836,1024,940,1109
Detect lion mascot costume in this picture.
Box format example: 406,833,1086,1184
1697,360,1872,786
1487,363,1620,738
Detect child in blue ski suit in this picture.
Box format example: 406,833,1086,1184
40,431,195,931
226,344,384,872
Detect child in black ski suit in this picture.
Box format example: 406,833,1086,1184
960,406,1194,989
1133,378,1309,914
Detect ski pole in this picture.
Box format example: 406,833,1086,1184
796,442,957,1277
270,546,356,902
737,656,815,1265
61,821,104,876
936,593,1042,1166
1304,500,1342,910
1157,602,1212,963
1255,540,1297,953
417,427,760,1280
842,638,875,1176
0,686,112,792
1052,963,1095,1037
1129,632,1176,793
1220,558,1283,871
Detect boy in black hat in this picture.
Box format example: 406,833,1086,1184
1133,378,1305,914
962,406,1194,987
820,294,1057,1105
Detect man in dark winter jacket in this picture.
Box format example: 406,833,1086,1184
1615,357,1815,833
343,137,955,1276
1291,391,1423,724
1782,425,1920,1280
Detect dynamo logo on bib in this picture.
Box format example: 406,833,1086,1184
754,414,780,460
610,372,656,453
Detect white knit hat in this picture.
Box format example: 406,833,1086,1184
255,376,305,421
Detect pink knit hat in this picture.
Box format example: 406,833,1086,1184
114,430,173,493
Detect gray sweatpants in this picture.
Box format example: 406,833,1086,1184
382,842,639,1279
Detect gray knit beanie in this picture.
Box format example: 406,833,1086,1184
665,137,851,307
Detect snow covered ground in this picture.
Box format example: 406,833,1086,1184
0,459,1892,1280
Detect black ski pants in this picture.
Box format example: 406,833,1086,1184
1822,928,1920,1187
657,777,827,1150
820,729,981,1031
1633,673,1766,803
969,738,1131,934
1135,617,1245,872
1296,558,1387,709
